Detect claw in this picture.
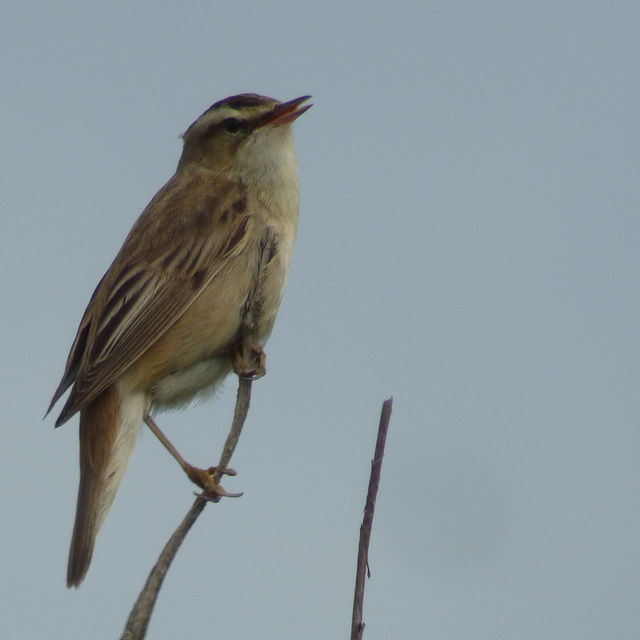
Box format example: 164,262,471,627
196,487,245,502
184,464,240,501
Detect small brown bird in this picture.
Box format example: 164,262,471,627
47,94,311,587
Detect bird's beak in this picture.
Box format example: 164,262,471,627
260,95,312,128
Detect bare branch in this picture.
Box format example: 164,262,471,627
351,397,393,640
121,379,252,640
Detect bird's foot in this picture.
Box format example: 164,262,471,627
232,342,266,380
184,464,243,501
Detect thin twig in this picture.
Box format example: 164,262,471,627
351,397,393,640
121,379,252,640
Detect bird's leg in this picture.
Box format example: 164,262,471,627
231,340,266,380
143,414,240,498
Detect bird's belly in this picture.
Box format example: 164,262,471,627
151,355,233,409
144,286,241,408
129,229,290,411
133,270,249,408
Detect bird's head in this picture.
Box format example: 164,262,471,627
178,94,312,187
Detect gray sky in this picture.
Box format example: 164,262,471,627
3,2,640,638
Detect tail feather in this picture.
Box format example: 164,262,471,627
67,384,144,588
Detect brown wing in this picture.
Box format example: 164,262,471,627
49,168,251,426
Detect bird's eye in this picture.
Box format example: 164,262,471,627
222,118,244,134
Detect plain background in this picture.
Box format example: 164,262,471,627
2,2,640,638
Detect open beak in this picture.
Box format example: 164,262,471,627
260,95,312,128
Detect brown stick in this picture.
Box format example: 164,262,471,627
120,378,252,640
351,397,393,640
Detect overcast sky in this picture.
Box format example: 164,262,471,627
2,2,640,638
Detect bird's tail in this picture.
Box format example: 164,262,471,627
67,384,145,588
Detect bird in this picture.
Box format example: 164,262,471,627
47,93,311,587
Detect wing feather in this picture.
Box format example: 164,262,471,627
51,169,252,426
